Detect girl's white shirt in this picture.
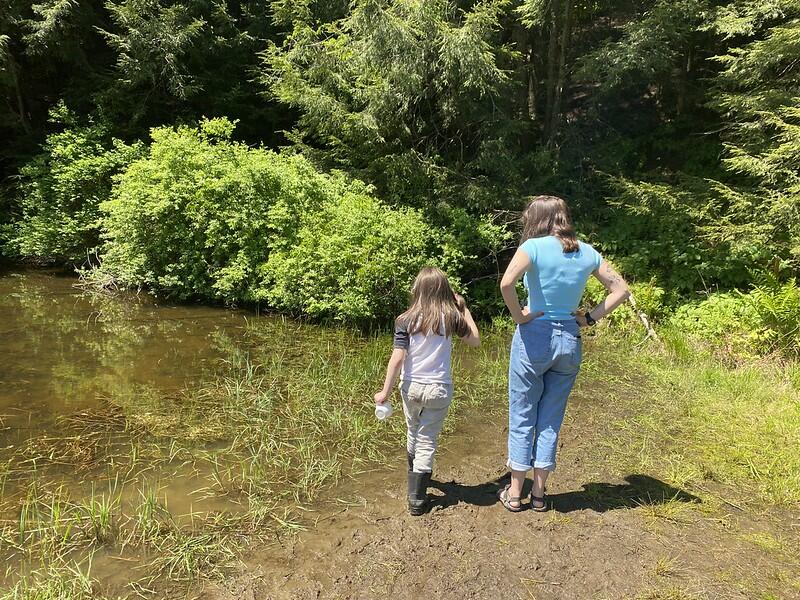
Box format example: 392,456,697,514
395,315,453,385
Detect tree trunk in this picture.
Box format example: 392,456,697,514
8,55,31,134
511,23,534,121
547,0,571,145
527,46,537,122
543,0,559,139
676,45,692,116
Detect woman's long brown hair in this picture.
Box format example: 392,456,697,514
521,195,579,253
398,267,469,337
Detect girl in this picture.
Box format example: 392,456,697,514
498,195,630,512
374,266,480,516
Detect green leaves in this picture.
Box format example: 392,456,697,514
263,192,439,321
99,118,458,321
5,0,800,318
577,0,707,90
24,0,79,54
669,275,800,357
748,273,800,355
709,0,787,39
516,0,549,29
13,104,144,263
100,0,206,98
710,1,800,275
263,0,514,207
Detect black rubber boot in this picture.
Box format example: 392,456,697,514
407,471,431,516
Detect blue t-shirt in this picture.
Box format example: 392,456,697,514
520,236,603,321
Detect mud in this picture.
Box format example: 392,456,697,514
201,389,800,600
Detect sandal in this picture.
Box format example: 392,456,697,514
530,494,548,512
498,484,524,513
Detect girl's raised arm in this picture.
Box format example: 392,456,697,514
459,305,480,348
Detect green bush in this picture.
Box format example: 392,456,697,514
669,293,759,355
628,279,667,321
592,175,773,298
668,277,800,357
14,105,144,263
100,118,453,321
0,187,14,260
101,118,328,301
263,193,440,321
747,274,800,357
432,207,512,316
581,265,666,337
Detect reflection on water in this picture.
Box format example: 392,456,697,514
0,271,251,446
0,271,501,595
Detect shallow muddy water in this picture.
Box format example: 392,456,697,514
0,271,252,443
0,270,506,595
0,271,387,590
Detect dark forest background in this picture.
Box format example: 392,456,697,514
1,0,798,350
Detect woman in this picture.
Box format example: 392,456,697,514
498,195,630,512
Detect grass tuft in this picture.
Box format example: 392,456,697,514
0,561,102,600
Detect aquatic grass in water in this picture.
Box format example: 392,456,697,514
79,482,123,545
145,530,239,583
127,484,174,547
1,320,445,590
0,561,103,600
1,277,503,591
172,332,405,502
15,484,80,561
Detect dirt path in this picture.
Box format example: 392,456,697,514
201,368,800,600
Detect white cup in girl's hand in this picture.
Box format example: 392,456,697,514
375,401,393,421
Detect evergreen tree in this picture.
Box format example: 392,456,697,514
711,0,800,274
264,0,521,209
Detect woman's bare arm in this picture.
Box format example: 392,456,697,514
500,248,542,324
577,260,631,326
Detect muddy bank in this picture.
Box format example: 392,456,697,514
201,375,800,600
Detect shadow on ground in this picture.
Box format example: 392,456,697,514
430,473,701,513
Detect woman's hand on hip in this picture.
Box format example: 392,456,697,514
516,306,544,325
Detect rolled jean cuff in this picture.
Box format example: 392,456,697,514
507,459,533,473
533,460,556,472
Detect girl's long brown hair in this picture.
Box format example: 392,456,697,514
398,267,469,337
521,195,579,253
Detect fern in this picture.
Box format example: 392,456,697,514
747,273,800,355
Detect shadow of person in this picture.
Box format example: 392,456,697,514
428,475,509,510
547,474,701,513
428,473,700,513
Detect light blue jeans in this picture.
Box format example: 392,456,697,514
400,380,453,473
507,319,582,472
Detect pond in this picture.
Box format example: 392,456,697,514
0,271,251,445
0,271,504,596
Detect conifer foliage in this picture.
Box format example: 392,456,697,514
1,0,798,329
